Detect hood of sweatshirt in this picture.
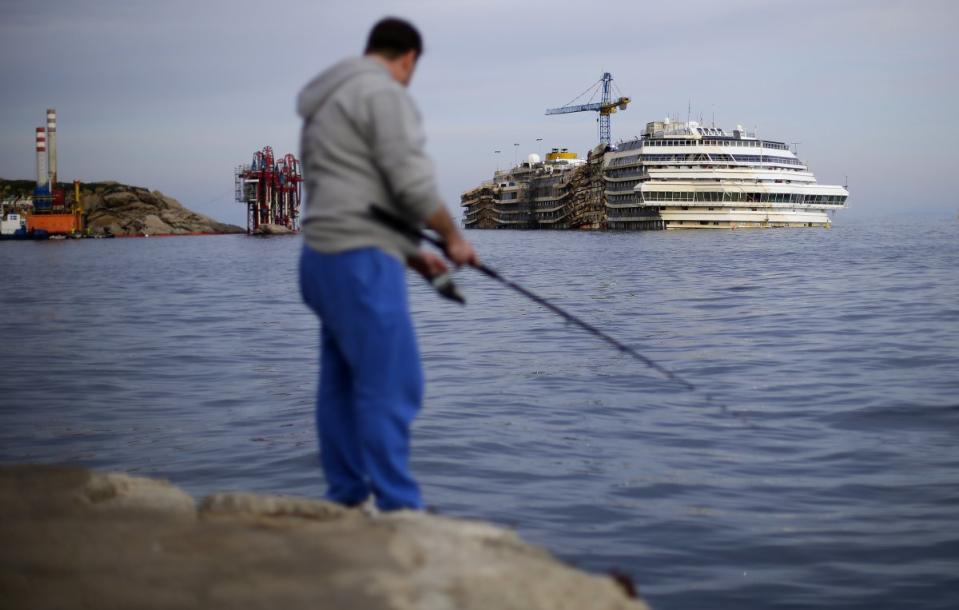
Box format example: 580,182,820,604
296,57,388,120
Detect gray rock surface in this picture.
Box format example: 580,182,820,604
80,183,243,235
0,465,649,610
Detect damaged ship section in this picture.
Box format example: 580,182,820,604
462,147,608,231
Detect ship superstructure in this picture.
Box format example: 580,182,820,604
604,118,848,229
463,118,847,230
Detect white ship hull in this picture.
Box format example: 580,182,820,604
659,206,832,229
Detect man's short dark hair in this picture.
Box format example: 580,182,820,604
364,17,422,59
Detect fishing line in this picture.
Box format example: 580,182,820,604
370,205,699,393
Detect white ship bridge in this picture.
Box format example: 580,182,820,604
604,119,848,229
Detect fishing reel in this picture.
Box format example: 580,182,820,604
430,272,465,305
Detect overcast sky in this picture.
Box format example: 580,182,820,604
1,0,957,224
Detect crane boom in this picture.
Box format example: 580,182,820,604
545,72,630,146
546,98,630,115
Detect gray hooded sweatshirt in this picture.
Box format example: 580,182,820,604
296,57,442,261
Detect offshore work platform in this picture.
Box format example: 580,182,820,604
234,146,302,234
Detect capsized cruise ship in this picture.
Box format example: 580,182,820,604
462,118,847,230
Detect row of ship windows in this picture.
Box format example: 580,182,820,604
605,167,646,178
648,139,788,150
647,154,801,165
605,165,802,178
476,192,845,206
607,193,644,203
608,206,798,216
638,192,847,204
726,155,801,165
606,180,642,193
608,208,659,218
608,153,799,168
535,211,567,219
609,212,827,224
616,138,789,151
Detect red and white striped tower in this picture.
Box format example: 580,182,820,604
35,127,48,190
46,108,57,187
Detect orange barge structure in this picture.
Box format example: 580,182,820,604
27,179,84,236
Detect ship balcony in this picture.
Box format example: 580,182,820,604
535,212,570,224
464,205,496,216
531,192,570,204
533,203,566,213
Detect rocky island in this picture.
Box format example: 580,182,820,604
0,465,648,609
0,178,244,236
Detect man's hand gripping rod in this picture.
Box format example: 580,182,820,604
370,205,697,392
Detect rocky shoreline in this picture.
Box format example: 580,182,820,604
0,465,649,610
1,179,244,236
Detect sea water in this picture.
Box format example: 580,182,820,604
1,217,957,609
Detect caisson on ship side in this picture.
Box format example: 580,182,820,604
462,119,847,230
462,148,601,230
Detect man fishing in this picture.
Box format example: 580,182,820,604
297,17,477,512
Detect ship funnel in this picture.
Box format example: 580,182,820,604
35,127,48,190
47,108,57,187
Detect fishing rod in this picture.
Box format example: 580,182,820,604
370,205,697,392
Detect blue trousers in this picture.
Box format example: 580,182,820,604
299,246,424,511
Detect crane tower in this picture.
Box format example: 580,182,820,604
546,72,630,147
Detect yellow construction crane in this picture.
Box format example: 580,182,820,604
546,72,630,147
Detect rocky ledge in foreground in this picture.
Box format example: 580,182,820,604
0,178,244,236
0,465,649,610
